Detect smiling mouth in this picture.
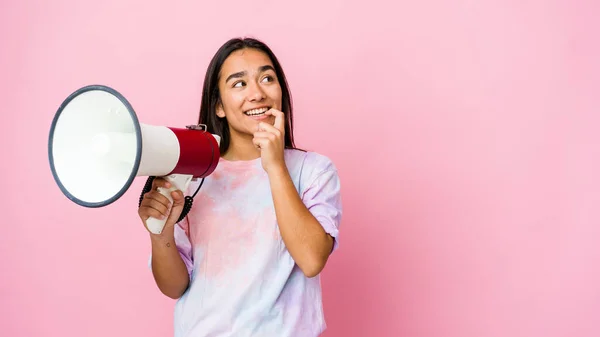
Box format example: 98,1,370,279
244,107,270,116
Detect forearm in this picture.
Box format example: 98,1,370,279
149,233,189,299
268,166,333,277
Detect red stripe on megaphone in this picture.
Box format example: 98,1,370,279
167,127,220,178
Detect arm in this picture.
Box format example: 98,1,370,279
139,177,191,299
253,109,341,278
268,167,334,278
149,232,190,299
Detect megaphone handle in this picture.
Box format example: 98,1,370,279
145,174,193,235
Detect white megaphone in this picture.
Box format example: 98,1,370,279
48,84,221,234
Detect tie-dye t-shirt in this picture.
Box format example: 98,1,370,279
153,148,342,337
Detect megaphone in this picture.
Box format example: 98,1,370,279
48,84,221,234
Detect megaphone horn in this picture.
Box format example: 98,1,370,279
48,84,221,235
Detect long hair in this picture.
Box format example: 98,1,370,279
197,37,298,154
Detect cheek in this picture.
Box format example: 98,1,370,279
231,92,247,108
268,86,283,105
222,92,246,113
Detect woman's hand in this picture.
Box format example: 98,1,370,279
253,108,287,175
138,177,185,237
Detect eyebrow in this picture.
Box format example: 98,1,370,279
225,65,275,83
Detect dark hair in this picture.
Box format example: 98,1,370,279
198,37,298,154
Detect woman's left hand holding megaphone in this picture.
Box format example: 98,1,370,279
138,177,185,237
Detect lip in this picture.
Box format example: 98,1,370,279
247,114,271,121
243,106,271,114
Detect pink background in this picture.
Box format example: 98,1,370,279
2,0,599,336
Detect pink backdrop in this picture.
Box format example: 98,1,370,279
2,0,599,336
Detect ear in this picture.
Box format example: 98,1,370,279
216,101,226,118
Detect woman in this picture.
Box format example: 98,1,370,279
139,37,343,337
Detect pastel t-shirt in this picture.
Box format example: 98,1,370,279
153,149,342,337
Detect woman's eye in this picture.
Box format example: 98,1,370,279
233,81,245,88
262,76,273,83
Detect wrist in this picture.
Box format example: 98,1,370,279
149,228,175,245
266,161,289,178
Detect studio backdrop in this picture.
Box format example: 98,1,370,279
1,1,599,336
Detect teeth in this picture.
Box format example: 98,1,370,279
245,107,269,116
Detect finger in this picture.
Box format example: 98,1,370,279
143,190,171,206
166,191,185,225
152,177,171,190
170,190,185,206
253,132,275,143
257,122,281,137
140,197,170,217
265,109,285,132
166,208,183,225
252,137,269,149
139,200,169,220
141,207,168,221
253,131,276,140
141,195,170,210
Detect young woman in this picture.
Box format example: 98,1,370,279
138,37,343,337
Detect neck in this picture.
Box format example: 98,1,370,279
221,134,261,161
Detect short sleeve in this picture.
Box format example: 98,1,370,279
301,164,343,253
147,216,194,280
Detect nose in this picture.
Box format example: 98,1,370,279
247,81,265,102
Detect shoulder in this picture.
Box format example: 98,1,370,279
285,148,337,171
284,149,340,191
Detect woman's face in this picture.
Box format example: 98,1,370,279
216,48,283,143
